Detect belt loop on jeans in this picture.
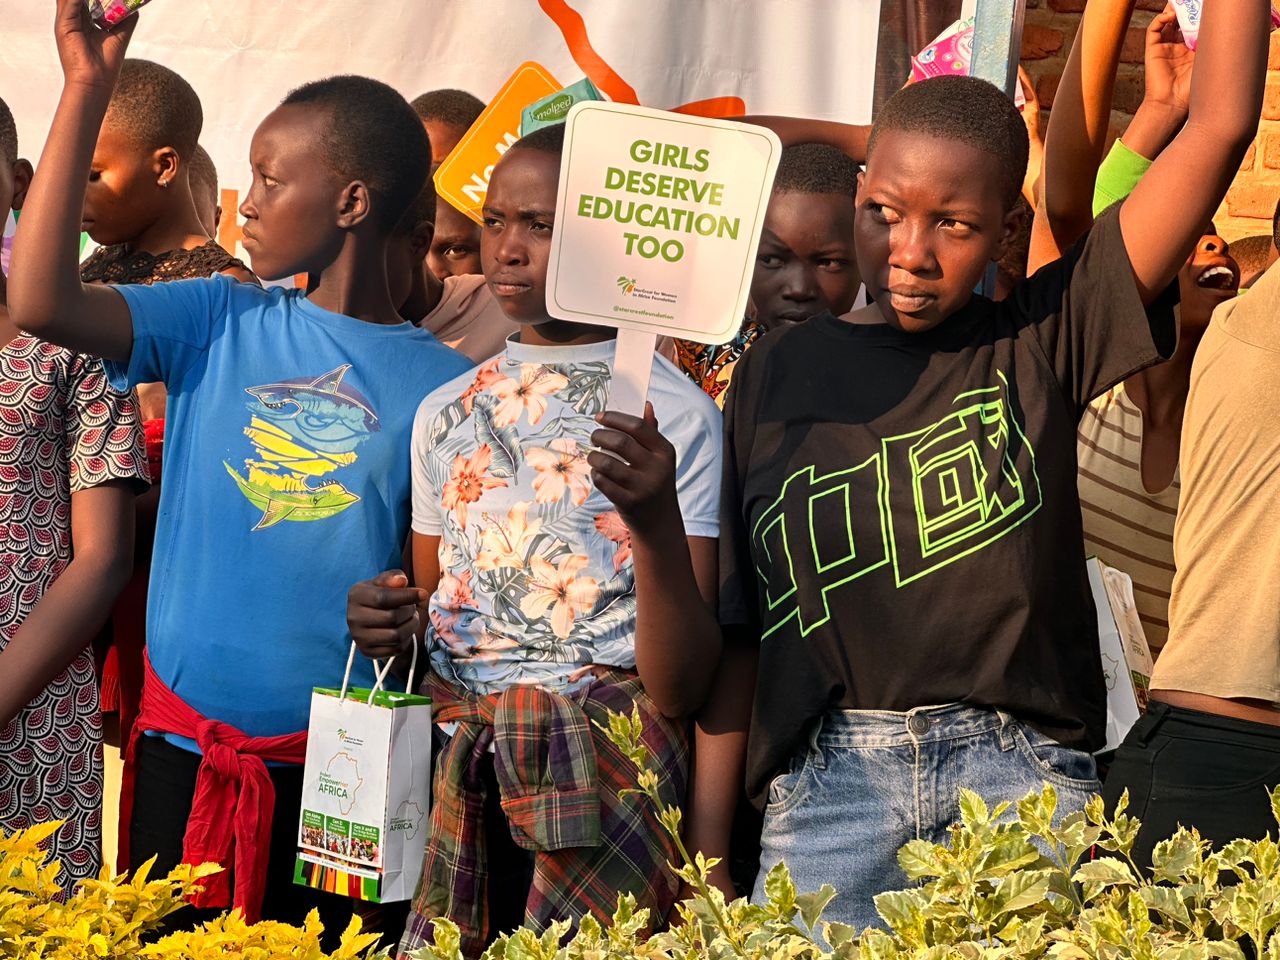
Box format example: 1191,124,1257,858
995,710,1017,752
807,714,828,770
1133,701,1171,746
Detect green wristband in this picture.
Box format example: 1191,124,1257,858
1092,139,1153,218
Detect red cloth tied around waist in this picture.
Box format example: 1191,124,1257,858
119,652,307,922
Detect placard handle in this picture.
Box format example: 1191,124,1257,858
606,329,657,416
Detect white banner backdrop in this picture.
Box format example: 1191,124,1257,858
2,1,882,267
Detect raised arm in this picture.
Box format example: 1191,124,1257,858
1028,0,1137,272
1121,0,1268,305
1114,7,1195,163
8,0,137,361
740,116,871,164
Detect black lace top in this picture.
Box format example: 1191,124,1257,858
80,240,248,286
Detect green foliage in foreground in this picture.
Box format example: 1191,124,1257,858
409,708,1280,960
3,706,1278,960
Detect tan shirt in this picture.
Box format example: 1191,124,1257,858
422,274,518,364
1152,265,1280,705
1077,384,1179,655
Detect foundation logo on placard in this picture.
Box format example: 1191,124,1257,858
612,276,679,307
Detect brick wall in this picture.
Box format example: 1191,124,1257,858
1020,0,1280,242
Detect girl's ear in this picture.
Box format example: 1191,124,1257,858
152,146,180,189
335,180,372,230
10,160,34,211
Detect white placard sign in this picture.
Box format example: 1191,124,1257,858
548,101,780,342
545,101,781,410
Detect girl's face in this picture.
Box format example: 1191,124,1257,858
480,148,558,325
83,123,170,246
751,190,860,329
238,104,348,282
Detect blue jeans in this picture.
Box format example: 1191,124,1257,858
752,704,1100,935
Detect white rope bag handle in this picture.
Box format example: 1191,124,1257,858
339,633,419,705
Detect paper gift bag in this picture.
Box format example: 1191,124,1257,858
1087,556,1155,754
294,644,432,903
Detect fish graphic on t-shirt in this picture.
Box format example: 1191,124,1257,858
226,365,379,531
224,464,360,531
246,365,380,455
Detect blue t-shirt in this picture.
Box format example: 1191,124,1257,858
106,275,474,744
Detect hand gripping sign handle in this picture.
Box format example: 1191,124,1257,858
339,634,420,706
606,328,658,416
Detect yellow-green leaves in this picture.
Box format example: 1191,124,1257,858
0,822,390,960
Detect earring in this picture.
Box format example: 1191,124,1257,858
160,179,170,189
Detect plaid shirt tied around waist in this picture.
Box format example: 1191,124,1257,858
399,669,689,959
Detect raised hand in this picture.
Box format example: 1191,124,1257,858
1144,4,1195,115
346,570,430,661
588,403,681,538
54,0,137,91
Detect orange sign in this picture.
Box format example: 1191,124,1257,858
434,61,561,224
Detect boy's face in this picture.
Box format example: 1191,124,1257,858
1177,231,1239,330
428,199,483,279
855,129,1019,333
239,104,348,282
481,148,557,325
83,123,169,246
751,190,859,328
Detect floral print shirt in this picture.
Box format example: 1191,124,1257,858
411,336,723,695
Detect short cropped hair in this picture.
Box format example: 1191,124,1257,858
773,143,860,197
1271,197,1280,254
410,88,485,131
282,75,431,233
1230,234,1273,282
189,143,218,202
104,59,203,159
868,75,1028,209
509,122,566,158
0,96,16,167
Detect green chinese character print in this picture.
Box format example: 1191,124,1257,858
750,373,1042,639
752,454,889,639
881,372,1041,586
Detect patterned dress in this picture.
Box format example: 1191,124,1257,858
671,318,763,408
0,336,146,890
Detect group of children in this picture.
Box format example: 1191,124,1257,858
1,0,1277,956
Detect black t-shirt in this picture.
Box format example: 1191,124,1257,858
719,206,1179,801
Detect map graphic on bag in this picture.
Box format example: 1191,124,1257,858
294,642,432,903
